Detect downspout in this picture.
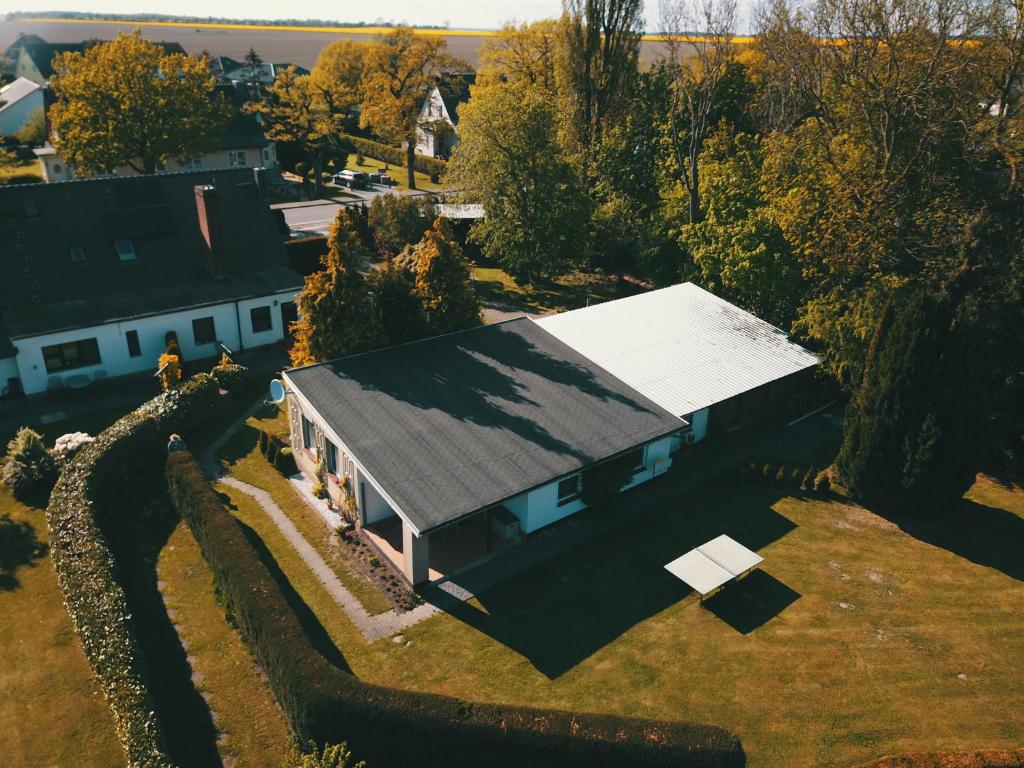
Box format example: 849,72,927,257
234,299,244,355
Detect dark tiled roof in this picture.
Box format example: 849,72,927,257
438,72,475,125
21,41,186,80
0,168,301,340
285,318,682,534
217,84,269,149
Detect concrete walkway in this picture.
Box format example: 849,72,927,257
218,475,438,643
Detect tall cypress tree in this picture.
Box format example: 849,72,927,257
289,213,381,366
414,218,482,334
836,280,989,512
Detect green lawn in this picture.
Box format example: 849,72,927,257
471,264,648,316
225,466,1024,768
0,491,123,767
158,520,293,767
349,155,444,194
218,403,392,616
0,158,43,184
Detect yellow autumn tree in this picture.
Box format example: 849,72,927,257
49,31,231,175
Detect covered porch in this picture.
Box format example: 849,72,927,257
363,509,522,585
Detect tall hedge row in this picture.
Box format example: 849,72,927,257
46,374,223,768
166,451,744,768
343,133,448,179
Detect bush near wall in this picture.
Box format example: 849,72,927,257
166,451,744,768
853,750,1024,768
342,134,448,179
46,373,225,768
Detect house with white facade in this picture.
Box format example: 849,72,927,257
414,73,475,159
0,77,45,138
34,85,278,183
282,284,819,585
0,167,302,397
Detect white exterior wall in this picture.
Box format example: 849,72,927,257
11,289,296,395
359,473,395,525
37,144,278,183
415,88,453,157
670,408,710,451
0,89,44,137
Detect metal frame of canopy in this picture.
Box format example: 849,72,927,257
664,534,764,603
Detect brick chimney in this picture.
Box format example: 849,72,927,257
194,184,227,279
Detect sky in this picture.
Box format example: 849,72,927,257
8,1,687,32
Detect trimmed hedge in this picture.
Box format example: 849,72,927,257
46,373,226,768
342,133,448,179
166,451,744,768
853,750,1024,768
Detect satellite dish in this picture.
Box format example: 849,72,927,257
269,379,286,403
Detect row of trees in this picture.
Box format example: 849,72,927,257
289,212,481,367
448,0,1024,510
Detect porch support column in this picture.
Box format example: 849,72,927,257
402,520,429,585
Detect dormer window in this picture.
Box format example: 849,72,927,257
115,239,136,262
69,245,86,263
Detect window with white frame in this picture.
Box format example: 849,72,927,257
301,415,313,450
228,150,247,166
556,474,581,506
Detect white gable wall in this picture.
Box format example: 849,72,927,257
0,82,44,137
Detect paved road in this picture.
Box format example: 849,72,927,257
276,188,435,236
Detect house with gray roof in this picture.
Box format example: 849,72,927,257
0,167,301,397
282,283,819,585
0,77,45,138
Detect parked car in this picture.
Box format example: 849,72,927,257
332,169,370,190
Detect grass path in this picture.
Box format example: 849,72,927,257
0,492,123,767
158,519,293,767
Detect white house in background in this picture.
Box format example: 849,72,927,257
0,167,302,397
281,283,819,585
414,73,475,159
34,85,278,182
0,77,45,137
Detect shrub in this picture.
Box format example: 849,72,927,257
211,360,250,399
761,462,776,484
774,465,788,488
815,470,832,495
167,452,744,768
2,427,56,500
45,370,235,768
789,467,804,489
802,466,817,492
289,742,365,768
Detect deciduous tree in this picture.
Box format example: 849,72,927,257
49,31,231,175
290,213,381,366
360,27,462,189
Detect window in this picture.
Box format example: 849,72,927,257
263,148,272,162
325,440,338,475
69,245,86,263
229,150,247,167
126,330,141,358
53,164,62,174
114,239,136,262
557,474,581,506
301,415,313,450
250,305,272,333
622,446,647,474
180,157,203,170
192,316,216,346
42,338,101,373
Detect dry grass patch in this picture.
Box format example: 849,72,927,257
0,491,123,767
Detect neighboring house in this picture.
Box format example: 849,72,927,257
208,55,309,87
34,85,278,182
283,283,819,584
14,40,186,85
1,34,47,78
0,77,45,137
0,168,302,397
414,73,475,159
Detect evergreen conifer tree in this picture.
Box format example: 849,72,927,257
290,213,381,366
367,262,427,346
414,218,482,334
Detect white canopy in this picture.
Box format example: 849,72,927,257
664,534,764,596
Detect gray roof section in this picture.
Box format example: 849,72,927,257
285,318,682,534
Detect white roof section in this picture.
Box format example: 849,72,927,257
535,282,819,417
0,77,41,112
664,534,764,596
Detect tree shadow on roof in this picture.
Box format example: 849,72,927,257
425,485,797,680
318,320,671,467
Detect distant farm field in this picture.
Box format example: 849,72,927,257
0,18,680,69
